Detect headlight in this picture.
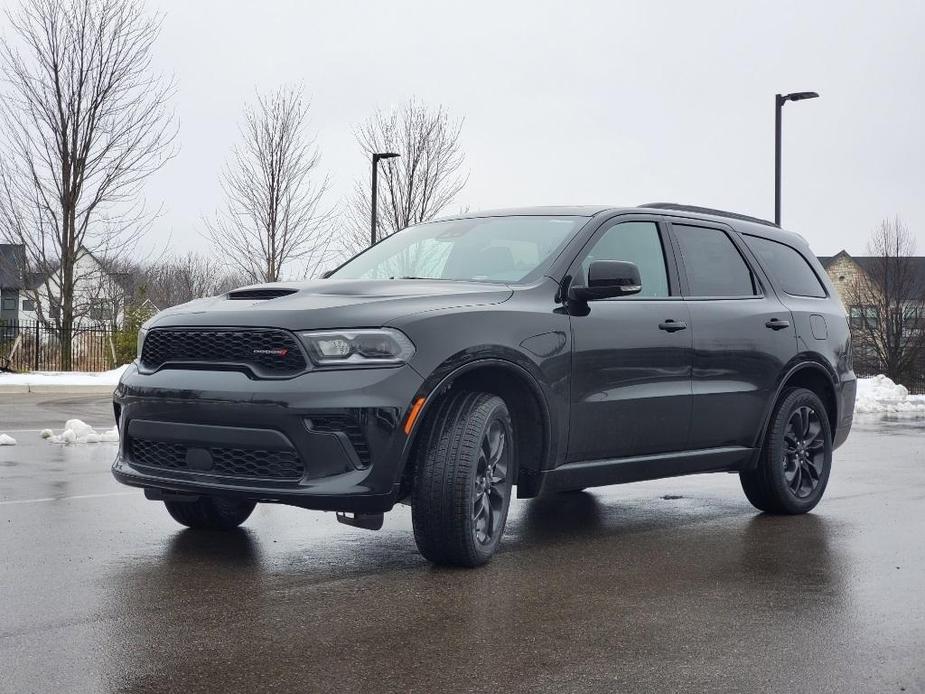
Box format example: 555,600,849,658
298,328,415,367
136,327,148,359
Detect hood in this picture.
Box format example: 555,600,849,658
146,279,513,331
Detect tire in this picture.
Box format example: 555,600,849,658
411,391,515,567
740,387,833,514
164,496,257,530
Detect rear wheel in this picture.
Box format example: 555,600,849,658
164,496,256,530
740,387,832,514
411,391,515,567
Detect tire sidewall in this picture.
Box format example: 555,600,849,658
164,496,256,530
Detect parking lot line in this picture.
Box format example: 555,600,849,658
0,491,138,506
1,428,116,434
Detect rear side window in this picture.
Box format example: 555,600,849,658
673,225,757,297
743,235,827,298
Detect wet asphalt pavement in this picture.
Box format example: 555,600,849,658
1,395,924,693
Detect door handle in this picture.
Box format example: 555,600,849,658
765,318,791,330
658,319,688,333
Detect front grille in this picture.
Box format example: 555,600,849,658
309,414,370,467
130,438,304,480
140,328,306,377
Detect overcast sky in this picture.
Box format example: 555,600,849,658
5,0,922,259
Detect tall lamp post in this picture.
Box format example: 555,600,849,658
775,91,819,225
370,152,400,246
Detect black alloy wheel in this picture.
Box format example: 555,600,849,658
473,418,511,546
782,405,826,499
740,387,833,514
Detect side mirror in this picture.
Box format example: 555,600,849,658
568,260,642,302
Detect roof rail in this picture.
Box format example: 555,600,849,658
639,203,779,228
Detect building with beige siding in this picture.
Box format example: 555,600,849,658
818,250,925,328
817,251,925,390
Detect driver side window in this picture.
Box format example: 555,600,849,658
579,221,669,297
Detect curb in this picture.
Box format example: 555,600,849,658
0,384,115,395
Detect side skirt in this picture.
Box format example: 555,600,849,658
540,446,756,493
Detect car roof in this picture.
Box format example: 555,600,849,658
434,204,811,248
435,205,612,219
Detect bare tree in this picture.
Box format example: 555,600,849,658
138,252,244,310
205,86,332,283
845,217,925,384
344,99,467,257
0,0,176,367
80,255,136,331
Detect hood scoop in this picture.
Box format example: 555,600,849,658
228,288,298,301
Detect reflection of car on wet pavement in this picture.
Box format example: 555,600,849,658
1,397,921,692
112,204,855,566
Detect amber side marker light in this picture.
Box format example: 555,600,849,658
404,397,426,435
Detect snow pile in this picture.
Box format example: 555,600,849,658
0,434,16,446
855,375,925,415
0,365,129,387
45,419,119,445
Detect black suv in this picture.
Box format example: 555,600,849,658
113,204,856,566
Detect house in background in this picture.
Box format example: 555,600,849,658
0,242,132,328
0,243,31,323
819,250,925,391
818,250,925,329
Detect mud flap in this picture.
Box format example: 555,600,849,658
336,511,384,531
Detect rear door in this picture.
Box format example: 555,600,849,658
668,221,798,450
566,216,692,462
740,233,844,359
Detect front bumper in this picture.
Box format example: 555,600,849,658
111,363,424,513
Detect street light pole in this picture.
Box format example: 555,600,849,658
774,94,784,226
370,152,400,247
774,91,819,226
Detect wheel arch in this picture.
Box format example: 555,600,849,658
752,359,839,455
397,358,553,499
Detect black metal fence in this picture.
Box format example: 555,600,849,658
0,319,121,372
906,372,925,395
854,365,925,394
852,341,925,394
900,374,923,395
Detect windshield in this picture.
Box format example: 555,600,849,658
330,216,583,283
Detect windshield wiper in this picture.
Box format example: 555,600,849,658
389,276,434,280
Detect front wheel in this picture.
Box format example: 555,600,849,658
164,496,256,530
740,387,833,514
411,391,515,567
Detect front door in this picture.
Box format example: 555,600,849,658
567,218,692,462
